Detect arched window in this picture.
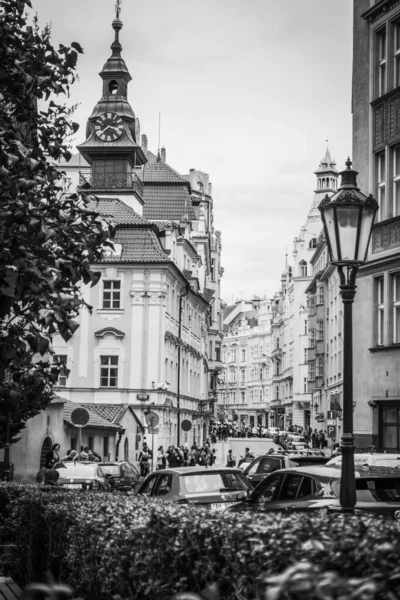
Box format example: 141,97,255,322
309,238,317,249
124,438,129,461
109,80,118,95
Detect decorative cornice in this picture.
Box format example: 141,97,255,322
362,0,400,23
358,254,400,278
95,326,125,339
164,330,203,359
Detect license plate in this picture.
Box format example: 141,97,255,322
63,483,82,489
210,502,236,511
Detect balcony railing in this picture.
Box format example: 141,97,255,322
90,172,143,197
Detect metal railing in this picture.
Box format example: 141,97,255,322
90,172,143,196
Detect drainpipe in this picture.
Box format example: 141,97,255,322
177,284,190,446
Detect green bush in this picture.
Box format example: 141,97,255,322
0,483,400,599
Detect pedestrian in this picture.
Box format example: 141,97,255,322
183,445,189,466
84,446,102,461
44,443,61,468
226,449,236,467
243,447,254,460
61,449,75,461
156,446,166,470
210,448,217,465
139,447,151,476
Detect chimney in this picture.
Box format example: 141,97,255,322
209,182,212,196
161,146,166,162
141,134,148,157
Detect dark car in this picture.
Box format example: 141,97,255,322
56,462,110,491
135,466,252,512
243,451,329,487
225,465,400,520
98,461,142,492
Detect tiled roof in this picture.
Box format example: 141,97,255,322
88,197,148,226
80,403,128,425
102,227,171,263
63,400,121,430
142,185,196,221
142,160,188,184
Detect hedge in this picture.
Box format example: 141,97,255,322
0,483,400,600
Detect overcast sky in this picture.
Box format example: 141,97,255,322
32,0,353,304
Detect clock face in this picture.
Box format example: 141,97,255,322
95,112,124,142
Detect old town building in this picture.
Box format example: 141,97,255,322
350,0,400,449
9,11,223,479
218,299,273,429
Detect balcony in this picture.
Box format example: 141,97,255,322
89,172,143,197
271,348,282,359
208,358,223,373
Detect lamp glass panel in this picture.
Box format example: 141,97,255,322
356,205,377,261
336,206,359,261
322,205,338,262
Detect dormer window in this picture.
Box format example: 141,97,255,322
309,238,317,249
197,181,203,192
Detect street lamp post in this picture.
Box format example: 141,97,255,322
318,158,378,513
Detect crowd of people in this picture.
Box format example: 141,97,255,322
138,440,218,476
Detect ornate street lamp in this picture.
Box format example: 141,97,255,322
318,158,378,512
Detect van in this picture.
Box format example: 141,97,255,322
326,452,400,469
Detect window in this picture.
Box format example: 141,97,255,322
241,349,246,361
316,321,324,341
100,355,118,387
231,349,237,362
240,368,246,382
139,474,158,496
304,320,308,335
299,260,307,277
304,348,307,364
155,474,173,496
376,276,385,346
303,378,307,393
316,355,324,377
241,391,245,404
103,280,121,309
394,21,400,88
309,238,317,249
376,151,386,221
309,362,315,381
317,286,324,305
54,355,68,386
253,472,283,502
393,147,400,217
376,27,387,97
391,272,400,343
309,329,315,348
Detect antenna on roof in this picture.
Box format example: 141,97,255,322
285,246,288,266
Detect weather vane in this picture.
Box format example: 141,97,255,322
115,0,122,18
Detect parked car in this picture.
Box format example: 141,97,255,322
284,435,309,451
135,466,252,511
55,462,110,491
98,460,143,492
224,464,400,519
242,452,330,487
326,452,400,469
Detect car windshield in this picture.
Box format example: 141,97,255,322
57,463,102,478
100,465,120,476
331,477,400,501
181,471,249,494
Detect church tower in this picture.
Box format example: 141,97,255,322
77,3,146,213
312,147,338,209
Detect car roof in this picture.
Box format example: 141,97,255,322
252,452,326,459
275,465,400,479
148,466,243,475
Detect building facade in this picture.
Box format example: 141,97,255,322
351,0,400,449
269,152,334,429
7,11,224,478
217,299,273,429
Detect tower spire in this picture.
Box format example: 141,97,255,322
115,0,122,18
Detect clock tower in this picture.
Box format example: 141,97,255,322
77,8,146,212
